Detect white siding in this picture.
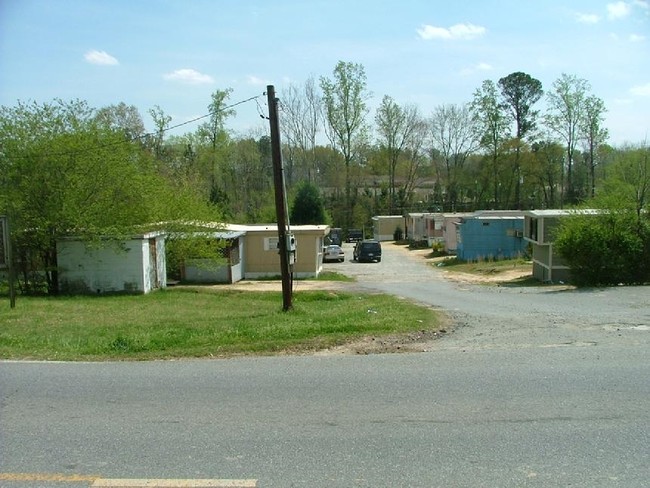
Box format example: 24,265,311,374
57,234,166,294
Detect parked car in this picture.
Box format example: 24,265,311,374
323,244,345,263
346,229,363,242
353,239,382,263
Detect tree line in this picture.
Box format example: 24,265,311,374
1,60,648,292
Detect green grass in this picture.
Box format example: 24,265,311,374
314,271,355,282
0,287,440,361
435,257,532,276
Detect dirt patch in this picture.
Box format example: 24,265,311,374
441,268,532,284
408,250,534,285
313,316,454,356
207,280,354,292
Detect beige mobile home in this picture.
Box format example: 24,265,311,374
372,215,405,241
226,224,329,279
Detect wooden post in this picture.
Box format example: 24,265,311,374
267,85,292,311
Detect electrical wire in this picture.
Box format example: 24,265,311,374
3,94,263,161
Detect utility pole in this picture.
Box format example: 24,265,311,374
267,85,293,311
0,215,15,308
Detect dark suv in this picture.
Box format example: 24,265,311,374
346,229,363,242
353,239,382,263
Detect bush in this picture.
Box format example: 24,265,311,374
408,239,429,249
393,226,404,241
555,211,650,286
430,240,446,257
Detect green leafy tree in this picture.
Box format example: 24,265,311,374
289,182,327,225
228,137,273,222
471,80,512,208
197,88,236,205
498,72,543,209
0,99,222,295
94,102,146,141
148,104,172,161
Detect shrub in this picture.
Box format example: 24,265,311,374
555,211,650,286
430,240,447,257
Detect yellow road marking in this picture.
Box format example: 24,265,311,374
0,474,257,487
91,480,257,487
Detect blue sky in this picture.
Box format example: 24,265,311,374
1,0,648,145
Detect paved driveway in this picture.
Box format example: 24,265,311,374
323,242,650,352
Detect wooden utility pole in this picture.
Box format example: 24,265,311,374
1,215,15,308
267,85,293,311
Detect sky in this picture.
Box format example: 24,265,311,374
1,0,649,146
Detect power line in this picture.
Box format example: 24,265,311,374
3,94,263,161
157,94,262,135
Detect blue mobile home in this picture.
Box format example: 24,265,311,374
456,214,526,261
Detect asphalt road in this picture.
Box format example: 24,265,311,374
1,243,649,487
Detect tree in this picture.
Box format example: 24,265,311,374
0,99,222,295
545,73,590,205
290,182,327,225
530,141,564,208
428,103,480,211
196,89,236,205
580,95,608,198
94,102,145,141
280,77,322,186
375,95,425,214
148,104,172,161
320,61,370,229
471,80,512,208
221,137,273,223
498,72,543,208
605,143,649,220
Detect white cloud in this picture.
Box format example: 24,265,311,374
247,75,270,86
630,82,650,96
460,62,493,76
629,33,646,41
84,50,118,66
576,12,600,24
607,1,631,19
417,22,486,41
163,68,214,85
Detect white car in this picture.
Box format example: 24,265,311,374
323,244,345,263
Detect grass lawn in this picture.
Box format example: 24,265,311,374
0,287,440,361
434,257,532,276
